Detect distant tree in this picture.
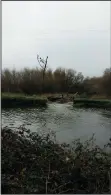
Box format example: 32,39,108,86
1,65,111,97
102,68,111,96
65,69,76,94
37,55,48,93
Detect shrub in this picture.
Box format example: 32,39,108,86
1,126,111,194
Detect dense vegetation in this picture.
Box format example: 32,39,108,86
1,93,47,108
1,67,111,97
2,126,111,194
74,99,111,109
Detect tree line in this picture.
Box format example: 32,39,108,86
1,66,111,97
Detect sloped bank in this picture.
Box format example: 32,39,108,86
1,126,111,194
1,93,47,108
73,98,111,109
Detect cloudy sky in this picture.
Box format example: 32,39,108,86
2,1,110,77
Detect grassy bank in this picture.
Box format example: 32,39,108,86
1,93,47,108
2,93,111,108
74,98,111,109
2,126,111,194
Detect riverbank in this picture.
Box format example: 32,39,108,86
2,126,111,194
73,98,111,109
1,93,47,108
1,93,111,109
46,94,111,109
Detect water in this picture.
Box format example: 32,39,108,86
2,103,111,147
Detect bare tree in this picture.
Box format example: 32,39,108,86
37,54,48,93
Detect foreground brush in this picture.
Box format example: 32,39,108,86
1,126,111,194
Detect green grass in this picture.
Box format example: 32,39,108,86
2,93,111,108
1,93,47,108
74,98,111,109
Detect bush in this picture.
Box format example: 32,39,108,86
1,126,111,194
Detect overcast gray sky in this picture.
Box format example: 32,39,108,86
2,1,110,77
